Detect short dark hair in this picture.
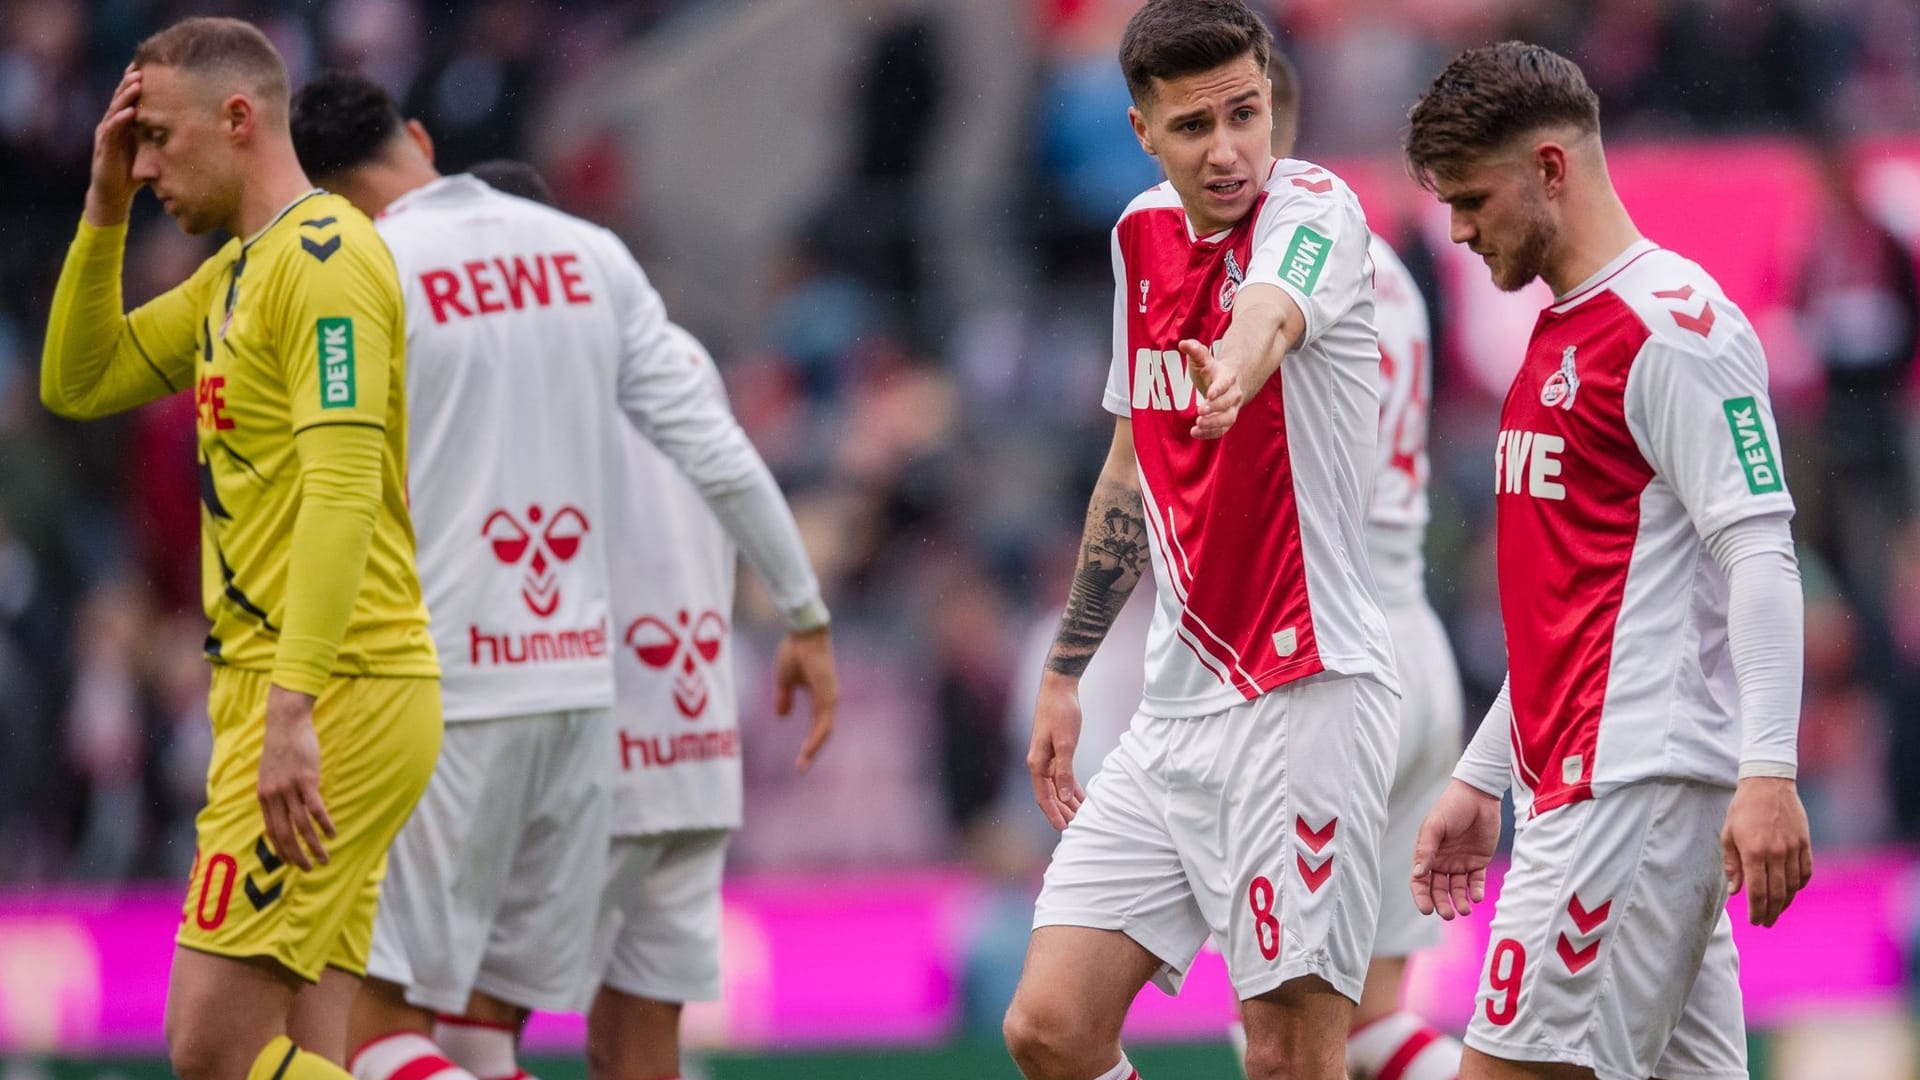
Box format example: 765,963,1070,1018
468,159,555,206
289,69,404,180
1119,0,1271,106
133,17,288,107
1405,42,1601,190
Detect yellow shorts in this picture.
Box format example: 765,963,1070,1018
177,667,441,981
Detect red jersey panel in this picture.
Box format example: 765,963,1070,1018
1494,241,1796,813
1104,162,1396,717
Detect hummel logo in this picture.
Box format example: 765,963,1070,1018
301,235,340,262
1138,278,1150,313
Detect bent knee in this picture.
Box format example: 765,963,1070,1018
1004,994,1113,1075
166,1027,259,1080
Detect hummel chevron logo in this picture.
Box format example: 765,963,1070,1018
1296,853,1333,893
244,875,283,911
254,836,284,874
1290,177,1332,194
1557,932,1600,974
1671,301,1716,337
1295,815,1337,854
1656,283,1715,337
1567,894,1611,934
300,216,338,229
301,235,341,262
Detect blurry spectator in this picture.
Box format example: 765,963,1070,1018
928,557,1016,833
404,0,547,170
1796,138,1919,704
63,580,147,880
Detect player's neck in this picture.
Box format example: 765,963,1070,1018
231,146,318,240
1542,187,1642,298
370,162,443,216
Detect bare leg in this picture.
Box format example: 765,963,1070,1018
348,977,433,1055
585,987,683,1080
289,967,362,1066
1003,926,1163,1080
1238,974,1352,1080
1352,956,1408,1032
165,949,300,1080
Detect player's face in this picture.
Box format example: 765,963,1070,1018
130,65,243,236
1432,153,1558,293
1130,54,1273,236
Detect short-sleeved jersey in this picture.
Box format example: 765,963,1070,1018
607,325,742,836
1103,160,1396,717
1365,235,1433,609
1494,240,1796,815
127,191,435,676
375,175,724,722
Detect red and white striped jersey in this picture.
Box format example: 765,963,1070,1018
607,325,743,836
1103,160,1397,718
1365,235,1433,608
1495,240,1796,814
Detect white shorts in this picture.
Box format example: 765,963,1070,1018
1465,779,1746,1080
367,708,612,1013
1033,673,1397,1003
1373,601,1463,958
584,829,731,1006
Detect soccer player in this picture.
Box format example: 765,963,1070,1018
583,321,747,1080
287,73,835,1080
452,155,759,1080
1230,52,1466,1080
41,18,441,1080
1404,43,1811,1080
1001,3,1400,1079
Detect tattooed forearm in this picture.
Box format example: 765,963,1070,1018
1045,477,1150,677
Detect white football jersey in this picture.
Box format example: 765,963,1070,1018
1364,235,1434,609
1102,160,1396,718
378,175,790,722
1494,240,1796,814
606,325,742,836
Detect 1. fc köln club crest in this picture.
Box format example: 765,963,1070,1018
624,610,728,718
482,504,590,617
1540,345,1580,410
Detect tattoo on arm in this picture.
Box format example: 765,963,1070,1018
1045,478,1149,677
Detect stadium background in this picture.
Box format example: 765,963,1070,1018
1,0,1918,1075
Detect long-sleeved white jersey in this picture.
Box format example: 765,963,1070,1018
376,175,821,722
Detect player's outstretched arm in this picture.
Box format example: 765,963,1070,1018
1184,284,1307,440
1029,420,1146,830
42,65,200,420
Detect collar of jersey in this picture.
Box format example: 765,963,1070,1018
242,189,326,250
1549,238,1660,313
383,174,489,217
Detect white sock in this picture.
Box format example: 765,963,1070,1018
432,1017,522,1080
1347,1011,1460,1080
1091,1055,1138,1080
348,1032,478,1080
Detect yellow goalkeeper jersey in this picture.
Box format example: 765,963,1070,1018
44,191,437,684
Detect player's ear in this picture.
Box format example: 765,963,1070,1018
405,119,435,166
1535,141,1570,199
224,93,254,140
1129,104,1156,158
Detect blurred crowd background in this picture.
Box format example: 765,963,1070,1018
1,0,1918,892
